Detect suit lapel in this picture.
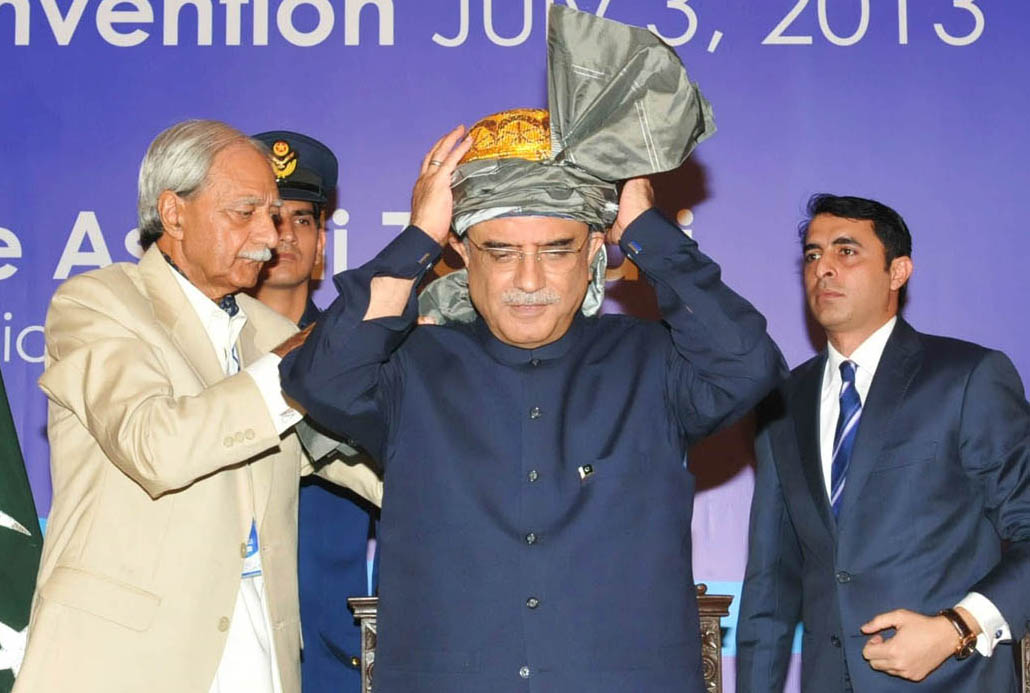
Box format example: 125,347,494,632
238,315,274,526
836,320,922,529
236,293,298,527
790,354,837,537
139,247,225,388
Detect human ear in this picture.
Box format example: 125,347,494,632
449,234,470,266
157,191,185,240
889,256,913,291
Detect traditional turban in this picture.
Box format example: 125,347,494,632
419,4,716,324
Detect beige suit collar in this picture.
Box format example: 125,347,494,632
138,246,225,388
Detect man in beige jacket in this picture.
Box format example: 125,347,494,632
14,120,380,693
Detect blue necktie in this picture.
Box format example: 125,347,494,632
217,294,239,317
830,360,861,517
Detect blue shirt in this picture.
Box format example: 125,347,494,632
282,209,784,692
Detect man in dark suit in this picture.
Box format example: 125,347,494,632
736,194,1030,691
250,131,377,691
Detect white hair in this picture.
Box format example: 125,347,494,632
136,119,266,249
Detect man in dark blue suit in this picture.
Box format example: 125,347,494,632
251,131,377,691
278,11,785,689
736,194,1030,692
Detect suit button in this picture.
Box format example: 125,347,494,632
835,571,852,584
830,635,841,647
245,428,255,440
240,542,248,558
529,406,541,419
519,665,531,679
218,616,230,632
525,532,537,545
526,597,539,609
527,469,539,482
224,436,234,448
235,431,245,443
349,656,360,668
530,359,540,367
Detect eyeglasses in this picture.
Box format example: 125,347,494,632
466,236,591,271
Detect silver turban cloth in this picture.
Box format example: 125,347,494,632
419,4,716,325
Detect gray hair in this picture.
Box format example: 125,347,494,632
136,119,267,250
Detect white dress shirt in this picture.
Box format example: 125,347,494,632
169,268,299,693
819,316,1010,656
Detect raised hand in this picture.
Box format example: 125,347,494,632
607,177,655,245
410,125,473,245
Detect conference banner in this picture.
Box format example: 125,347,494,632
2,1,1027,688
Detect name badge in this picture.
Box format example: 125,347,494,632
242,520,262,578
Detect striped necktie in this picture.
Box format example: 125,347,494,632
830,360,861,517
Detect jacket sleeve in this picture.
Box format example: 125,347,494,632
300,454,383,508
280,226,442,462
735,392,803,692
37,276,284,498
619,209,787,442
963,350,1030,638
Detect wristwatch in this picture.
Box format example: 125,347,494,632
938,607,977,660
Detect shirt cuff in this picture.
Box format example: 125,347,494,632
956,591,1011,657
365,225,443,279
619,208,695,260
245,353,302,435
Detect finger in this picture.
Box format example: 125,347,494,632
417,316,437,326
428,125,467,172
421,133,449,174
863,640,889,662
861,610,903,634
428,125,465,166
440,129,473,171
866,656,893,673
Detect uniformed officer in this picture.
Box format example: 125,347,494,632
251,130,377,691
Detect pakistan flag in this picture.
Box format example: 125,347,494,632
0,368,42,692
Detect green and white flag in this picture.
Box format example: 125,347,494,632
0,367,41,693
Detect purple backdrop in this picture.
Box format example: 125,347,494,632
2,1,1028,688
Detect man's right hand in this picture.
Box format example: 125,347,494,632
273,323,315,359
409,125,472,245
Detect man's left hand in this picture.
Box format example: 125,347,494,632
608,177,655,245
273,323,315,359
860,608,970,681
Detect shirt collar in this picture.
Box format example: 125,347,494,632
825,315,897,386
474,312,586,366
166,260,248,352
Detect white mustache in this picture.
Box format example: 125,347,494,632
238,248,273,262
501,288,560,306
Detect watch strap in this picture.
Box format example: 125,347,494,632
938,607,977,660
